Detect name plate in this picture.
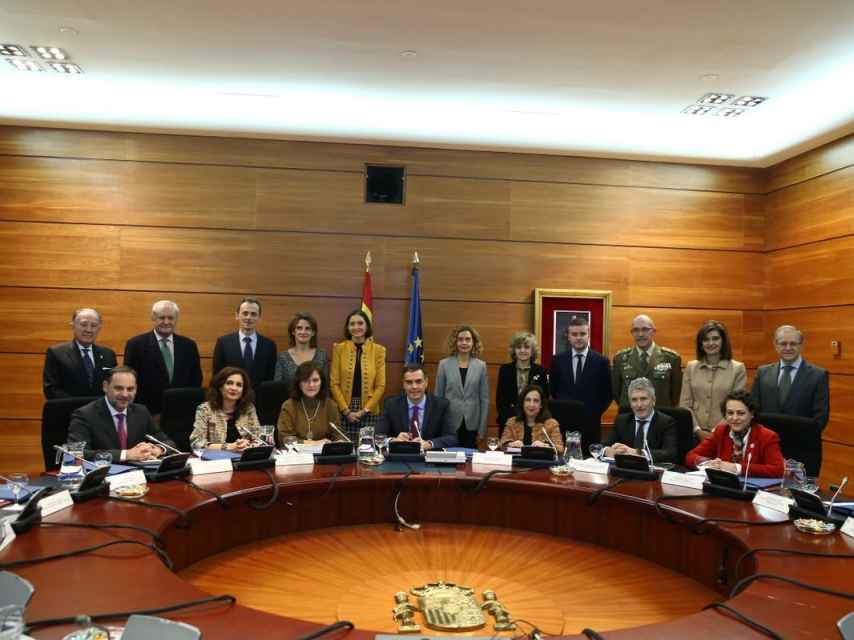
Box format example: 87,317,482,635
472,452,512,467
752,490,794,514
39,490,74,517
189,458,233,475
59,464,83,475
106,469,147,489
275,452,315,466
569,459,610,475
841,517,854,540
660,470,705,490
0,522,15,552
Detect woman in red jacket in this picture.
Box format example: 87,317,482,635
685,390,784,477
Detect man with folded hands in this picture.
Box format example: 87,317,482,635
68,366,175,462
603,377,677,464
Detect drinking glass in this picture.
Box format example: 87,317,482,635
283,435,297,453
564,431,583,462
260,425,276,447
0,605,24,640
94,452,113,468
487,437,499,452
374,434,388,459
6,473,28,503
588,443,604,461
782,459,806,496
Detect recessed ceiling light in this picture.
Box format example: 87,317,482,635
49,62,83,74
58,26,79,36
682,104,715,115
698,93,734,105
0,44,28,57
699,73,719,81
715,107,745,118
7,58,43,71
32,45,69,60
733,95,768,108
400,50,417,58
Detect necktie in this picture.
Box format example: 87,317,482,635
410,405,421,439
633,419,648,450
639,350,649,373
574,353,583,383
81,347,95,385
778,365,794,405
160,338,174,382
116,413,128,450
243,336,253,369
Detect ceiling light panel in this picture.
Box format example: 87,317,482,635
6,58,42,72
733,96,768,108
682,104,715,115
0,44,28,57
715,107,745,118
32,46,69,60
49,62,83,74
698,93,734,105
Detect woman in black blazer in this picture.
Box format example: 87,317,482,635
495,331,549,437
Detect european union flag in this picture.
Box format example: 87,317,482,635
405,263,423,364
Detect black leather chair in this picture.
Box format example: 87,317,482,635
41,396,98,471
656,406,697,466
759,412,822,476
256,380,290,427
548,399,596,453
160,387,206,452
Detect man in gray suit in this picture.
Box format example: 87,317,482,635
750,325,829,430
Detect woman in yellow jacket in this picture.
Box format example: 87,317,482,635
330,310,387,440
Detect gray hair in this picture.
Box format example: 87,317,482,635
508,331,539,362
71,308,102,325
774,324,803,344
151,300,180,318
628,376,656,399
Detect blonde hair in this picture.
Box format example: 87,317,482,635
507,331,539,362
446,325,483,358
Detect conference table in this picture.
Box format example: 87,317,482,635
4,460,853,639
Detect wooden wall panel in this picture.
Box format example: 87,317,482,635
766,237,854,309
764,165,854,250
824,375,854,446
0,420,43,474
821,441,854,487
766,133,854,193
0,125,765,193
764,307,854,374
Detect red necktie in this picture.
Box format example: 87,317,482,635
116,413,128,450
409,405,420,438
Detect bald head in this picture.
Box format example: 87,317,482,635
631,314,656,349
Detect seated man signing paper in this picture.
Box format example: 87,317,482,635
376,364,457,451
68,366,175,462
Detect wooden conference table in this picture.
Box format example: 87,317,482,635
4,461,853,639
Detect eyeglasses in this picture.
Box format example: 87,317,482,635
631,327,654,334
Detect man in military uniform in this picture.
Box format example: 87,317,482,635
611,314,682,410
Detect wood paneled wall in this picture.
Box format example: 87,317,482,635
764,133,854,485
0,124,850,486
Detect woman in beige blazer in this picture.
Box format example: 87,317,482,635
329,310,387,441
190,366,260,451
679,320,746,440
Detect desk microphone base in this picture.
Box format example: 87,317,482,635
611,467,660,481
702,482,757,501
788,505,848,526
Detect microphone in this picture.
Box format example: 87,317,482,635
643,437,654,469
541,426,558,454
826,475,848,517
412,417,423,441
236,424,265,447
741,444,755,491
329,422,353,443
145,434,182,455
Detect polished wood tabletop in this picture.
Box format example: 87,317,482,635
3,462,853,639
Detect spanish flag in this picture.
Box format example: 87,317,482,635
361,251,373,324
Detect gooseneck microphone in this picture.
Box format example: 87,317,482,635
328,422,352,443
741,443,755,491
145,434,182,455
826,476,848,517
541,426,558,455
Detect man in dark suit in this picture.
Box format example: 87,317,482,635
603,377,677,463
212,297,278,388
751,325,829,430
43,308,118,399
123,300,202,418
551,316,612,430
377,364,457,450
68,366,175,462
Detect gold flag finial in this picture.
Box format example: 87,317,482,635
412,251,420,265
365,251,372,272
